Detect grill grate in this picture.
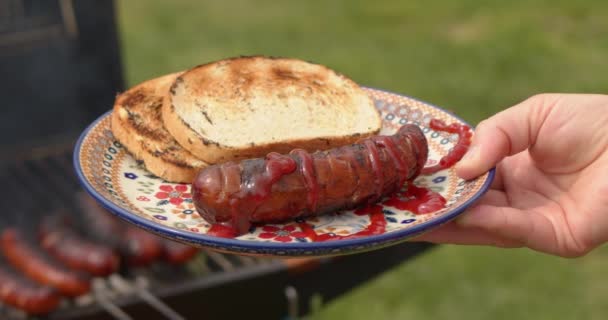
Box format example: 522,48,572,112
0,144,281,319
0,141,435,320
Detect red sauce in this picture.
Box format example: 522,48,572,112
229,152,297,235
295,185,445,242
258,153,298,199
206,120,455,241
363,139,383,199
383,185,446,214
421,119,472,175
297,204,387,242
375,136,408,188
207,223,238,238
209,187,445,242
290,149,319,213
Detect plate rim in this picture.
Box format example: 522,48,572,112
73,87,495,253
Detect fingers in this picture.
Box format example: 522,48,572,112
414,204,562,255
471,189,509,207
457,204,562,256
490,162,504,190
416,196,596,257
456,94,561,180
412,190,511,244
412,221,523,248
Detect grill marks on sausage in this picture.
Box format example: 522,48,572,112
342,145,364,204
193,124,428,236
290,149,320,213
0,266,61,315
220,154,299,234
0,229,91,297
362,139,383,202
375,136,408,192
39,217,120,277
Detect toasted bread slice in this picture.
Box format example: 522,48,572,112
111,73,208,183
163,56,382,164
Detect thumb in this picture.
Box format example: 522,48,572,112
455,94,561,180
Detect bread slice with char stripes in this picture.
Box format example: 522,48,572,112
163,56,382,164
111,73,208,183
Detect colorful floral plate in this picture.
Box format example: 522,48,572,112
74,88,494,257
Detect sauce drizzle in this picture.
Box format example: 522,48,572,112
204,120,463,241
207,223,237,238
383,185,447,214
298,204,387,242
228,152,297,235
290,149,319,213
421,119,472,175
363,140,383,200
296,184,445,242
375,136,408,189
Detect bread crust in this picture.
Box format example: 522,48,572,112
111,73,208,183
163,56,382,164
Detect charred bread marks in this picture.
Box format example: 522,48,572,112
164,56,382,164
111,73,208,183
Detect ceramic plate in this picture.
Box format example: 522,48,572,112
74,88,494,257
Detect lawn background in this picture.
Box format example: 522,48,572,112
116,1,608,319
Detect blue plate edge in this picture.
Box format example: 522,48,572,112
72,89,496,255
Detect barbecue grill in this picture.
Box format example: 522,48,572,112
0,1,435,319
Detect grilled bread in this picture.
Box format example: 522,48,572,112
111,73,208,183
163,56,382,164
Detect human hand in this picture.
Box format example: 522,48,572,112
415,94,608,257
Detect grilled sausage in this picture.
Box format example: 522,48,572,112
76,193,164,267
160,239,199,265
193,124,428,235
0,228,91,297
39,215,120,277
123,226,164,267
0,265,61,315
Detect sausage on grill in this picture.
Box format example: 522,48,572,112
39,215,120,277
76,193,164,267
0,228,91,297
122,226,165,267
192,124,428,235
160,238,199,265
0,265,61,315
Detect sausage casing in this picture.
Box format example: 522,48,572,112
39,216,120,277
0,265,61,315
192,124,428,234
0,228,91,297
161,238,199,265
76,193,164,267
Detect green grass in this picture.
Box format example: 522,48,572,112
116,1,608,318
312,246,608,320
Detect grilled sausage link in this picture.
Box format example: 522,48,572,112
193,124,428,235
160,239,199,265
39,216,120,277
76,193,164,267
123,227,164,267
0,265,61,315
0,228,91,297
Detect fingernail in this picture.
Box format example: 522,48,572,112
455,145,478,173
461,144,478,162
